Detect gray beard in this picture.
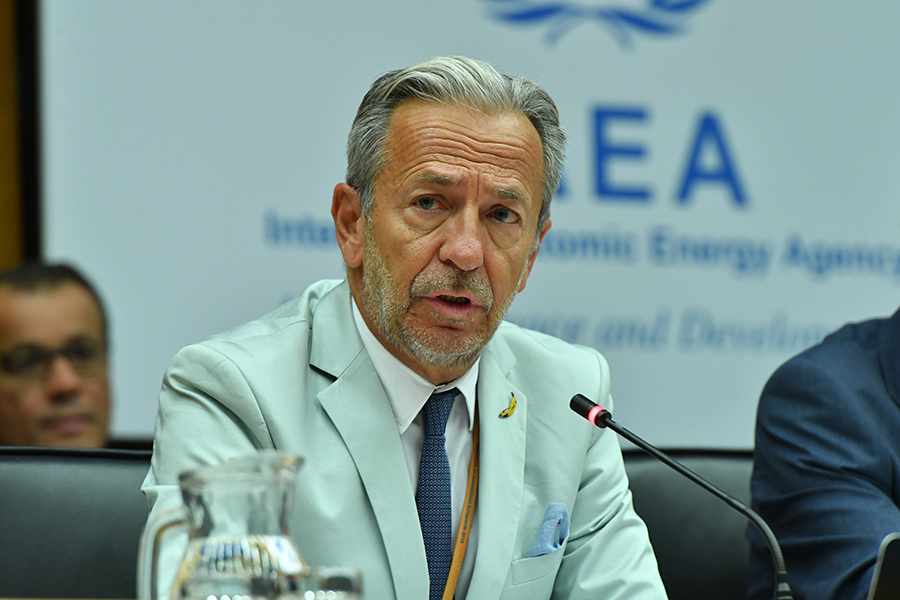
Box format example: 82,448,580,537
358,229,526,370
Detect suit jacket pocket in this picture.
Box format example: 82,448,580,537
510,548,564,586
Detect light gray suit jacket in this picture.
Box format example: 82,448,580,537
142,279,666,599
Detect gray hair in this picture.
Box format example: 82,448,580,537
345,56,566,233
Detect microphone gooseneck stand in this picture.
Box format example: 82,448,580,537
570,393,794,600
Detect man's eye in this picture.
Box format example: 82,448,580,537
1,346,44,374
415,196,439,210
62,340,101,365
490,207,519,224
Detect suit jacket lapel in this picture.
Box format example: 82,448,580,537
880,306,900,409
467,334,527,598
310,282,429,600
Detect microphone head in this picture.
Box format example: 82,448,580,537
570,394,611,427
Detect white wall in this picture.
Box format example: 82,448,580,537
40,0,900,447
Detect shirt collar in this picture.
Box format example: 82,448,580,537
351,297,478,434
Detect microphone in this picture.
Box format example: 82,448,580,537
570,393,794,600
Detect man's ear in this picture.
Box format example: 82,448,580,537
332,183,365,268
517,219,551,293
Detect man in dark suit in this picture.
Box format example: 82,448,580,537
747,309,900,599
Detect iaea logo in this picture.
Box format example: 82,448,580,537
484,0,711,47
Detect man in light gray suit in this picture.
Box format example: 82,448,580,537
143,56,667,600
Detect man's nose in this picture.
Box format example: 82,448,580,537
44,356,83,400
439,208,485,272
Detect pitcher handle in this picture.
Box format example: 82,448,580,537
137,504,187,600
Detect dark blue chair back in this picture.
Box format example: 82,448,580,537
623,448,753,600
0,447,152,598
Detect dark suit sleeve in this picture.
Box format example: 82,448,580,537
747,333,900,600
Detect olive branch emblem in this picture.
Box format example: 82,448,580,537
484,0,711,47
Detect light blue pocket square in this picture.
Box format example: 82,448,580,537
528,502,570,557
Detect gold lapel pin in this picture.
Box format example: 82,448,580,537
499,392,517,418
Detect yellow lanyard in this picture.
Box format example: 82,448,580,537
442,408,480,600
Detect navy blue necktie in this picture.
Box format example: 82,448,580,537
417,388,458,600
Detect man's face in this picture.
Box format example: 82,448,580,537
0,283,111,447
341,99,550,384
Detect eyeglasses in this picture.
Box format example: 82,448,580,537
0,337,107,381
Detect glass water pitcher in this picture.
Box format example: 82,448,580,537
138,450,307,600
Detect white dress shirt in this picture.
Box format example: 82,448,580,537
352,300,479,597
